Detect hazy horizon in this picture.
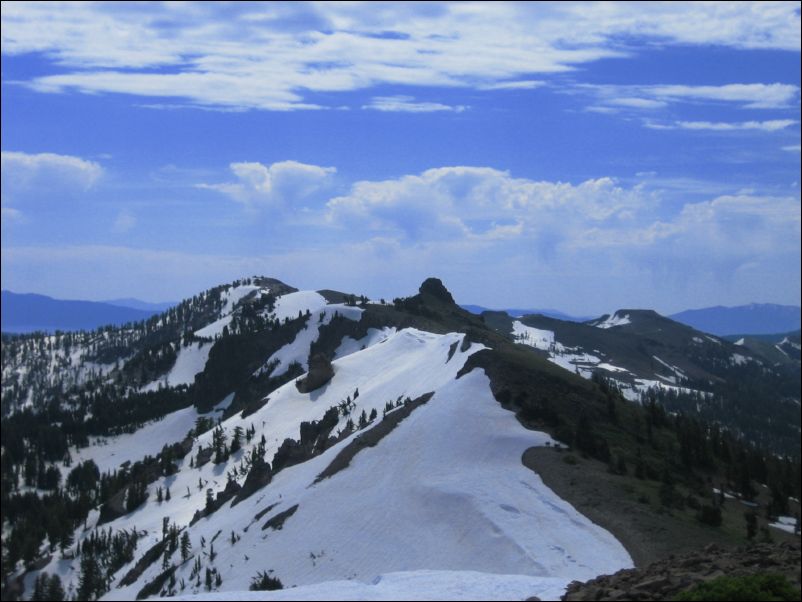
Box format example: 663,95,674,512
2,1,800,316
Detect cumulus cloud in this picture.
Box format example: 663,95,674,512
321,166,800,306
326,166,653,242
199,160,336,207
0,152,103,221
2,2,799,110
1,151,102,195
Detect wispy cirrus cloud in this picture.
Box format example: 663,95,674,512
580,82,800,114
363,96,468,113
2,2,799,111
646,119,799,132
646,83,799,109
479,80,545,91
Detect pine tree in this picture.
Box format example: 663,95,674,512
31,573,47,601
180,531,191,561
47,574,65,601
78,550,101,601
231,426,243,454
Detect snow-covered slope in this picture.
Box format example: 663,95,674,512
141,342,214,392
511,320,699,401
32,323,631,601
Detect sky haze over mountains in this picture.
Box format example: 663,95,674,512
1,1,800,314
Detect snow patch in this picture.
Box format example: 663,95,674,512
593,313,631,329
141,342,212,391
268,303,364,376
195,314,233,338
334,327,397,360
512,321,555,351
768,516,799,535
731,353,749,366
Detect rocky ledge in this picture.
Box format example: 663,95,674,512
561,541,801,601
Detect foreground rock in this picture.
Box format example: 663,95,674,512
295,353,334,392
561,541,801,601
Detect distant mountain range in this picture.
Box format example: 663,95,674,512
4,291,798,336
668,303,800,336
1,291,162,333
460,304,592,322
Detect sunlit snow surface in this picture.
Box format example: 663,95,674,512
140,342,212,392
158,569,570,601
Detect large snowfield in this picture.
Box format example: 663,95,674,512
29,287,634,601
161,569,571,601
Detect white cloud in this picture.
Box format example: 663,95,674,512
2,2,799,110
782,144,801,152
580,82,800,114
326,167,653,242
479,80,545,91
1,151,102,193
674,119,798,131
321,167,800,309
363,96,467,113
647,83,799,109
0,151,103,214
606,97,667,109
199,160,336,207
645,119,798,132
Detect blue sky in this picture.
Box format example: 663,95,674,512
1,1,800,315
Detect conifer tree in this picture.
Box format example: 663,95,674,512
180,531,191,561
